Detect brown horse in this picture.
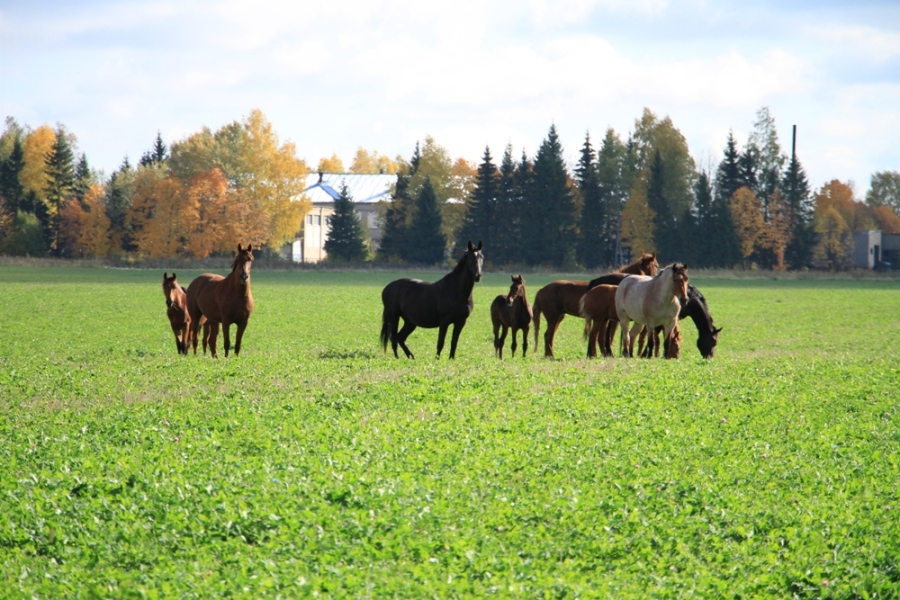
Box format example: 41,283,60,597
162,272,191,355
616,263,689,358
186,244,255,358
490,274,532,359
579,284,619,358
532,252,658,357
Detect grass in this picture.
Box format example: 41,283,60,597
1,265,899,598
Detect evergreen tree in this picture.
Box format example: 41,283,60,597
73,154,93,202
692,170,714,267
748,107,786,218
406,177,445,265
44,127,76,254
0,136,26,227
597,130,632,266
646,150,673,259
575,133,606,268
105,157,136,253
377,143,419,262
782,154,814,269
458,147,499,260
709,133,743,267
493,144,519,266
739,146,758,194
324,183,368,262
140,131,169,167
521,125,577,267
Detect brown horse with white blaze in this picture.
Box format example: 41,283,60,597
162,272,191,355
186,244,255,358
532,252,658,357
490,274,532,359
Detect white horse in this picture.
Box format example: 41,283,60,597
615,263,689,358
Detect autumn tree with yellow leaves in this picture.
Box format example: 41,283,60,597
729,186,765,268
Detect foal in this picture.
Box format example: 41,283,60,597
490,274,532,358
579,284,618,358
162,272,191,355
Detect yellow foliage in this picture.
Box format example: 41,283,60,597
729,186,764,262
20,125,55,208
349,147,398,174
814,206,852,270
79,184,111,257
129,168,185,258
317,153,345,173
620,181,656,255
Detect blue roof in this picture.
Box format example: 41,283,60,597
301,172,397,205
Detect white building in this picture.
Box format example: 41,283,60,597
289,172,397,263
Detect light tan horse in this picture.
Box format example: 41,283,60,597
186,244,255,358
615,263,688,358
162,272,191,355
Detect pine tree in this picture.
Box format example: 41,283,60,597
575,133,606,268
597,129,631,266
458,147,499,261
493,144,519,266
0,136,26,230
140,131,169,167
716,132,742,205
406,177,446,265
692,171,714,267
377,144,419,262
522,125,577,267
709,133,743,267
44,127,76,254
105,157,136,253
324,183,368,262
73,154,93,202
739,147,758,195
782,154,814,269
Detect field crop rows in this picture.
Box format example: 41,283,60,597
1,266,899,598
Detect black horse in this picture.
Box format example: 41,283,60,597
380,241,484,359
644,284,722,358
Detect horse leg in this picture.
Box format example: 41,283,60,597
448,320,467,359
510,326,519,358
497,324,509,359
233,320,247,356
396,320,416,359
492,319,502,358
521,324,529,357
630,323,645,358
616,309,631,357
544,315,562,358
604,320,617,357
207,321,220,358
202,321,211,355
663,321,677,360
222,320,232,357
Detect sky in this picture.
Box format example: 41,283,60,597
2,0,898,196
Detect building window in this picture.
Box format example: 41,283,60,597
307,215,313,225
314,215,321,226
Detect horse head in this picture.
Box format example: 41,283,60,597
233,243,254,283
162,272,179,308
640,252,659,276
506,274,525,307
465,240,484,282
698,325,723,359
671,263,689,301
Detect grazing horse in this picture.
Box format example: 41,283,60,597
186,244,255,358
490,274,532,359
615,263,689,358
532,252,658,357
639,285,722,359
162,272,191,355
380,241,483,359
579,284,619,358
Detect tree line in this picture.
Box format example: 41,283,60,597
2,107,899,269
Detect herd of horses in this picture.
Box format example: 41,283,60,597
162,241,720,360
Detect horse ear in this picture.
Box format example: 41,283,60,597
238,243,244,253
652,252,657,259
467,241,474,251
248,243,252,252
714,326,723,334
172,272,176,279
683,263,688,270
163,272,168,279
477,240,483,251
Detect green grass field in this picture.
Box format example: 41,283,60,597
1,266,899,598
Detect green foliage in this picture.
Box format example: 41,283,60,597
323,183,369,262
521,125,577,267
457,147,499,259
0,210,48,255
406,177,446,265
1,268,899,597
866,170,900,212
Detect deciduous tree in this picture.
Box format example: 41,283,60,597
620,179,655,257
813,207,852,270
866,171,900,212
317,153,345,173
729,186,764,267
129,167,185,258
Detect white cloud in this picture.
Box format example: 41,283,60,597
806,25,900,61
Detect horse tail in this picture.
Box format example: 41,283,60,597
380,284,395,353
579,294,591,340
532,295,541,354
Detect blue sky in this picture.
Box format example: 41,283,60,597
2,0,898,196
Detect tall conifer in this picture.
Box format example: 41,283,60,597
44,127,76,254
324,183,368,262
406,177,445,265
576,133,605,268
